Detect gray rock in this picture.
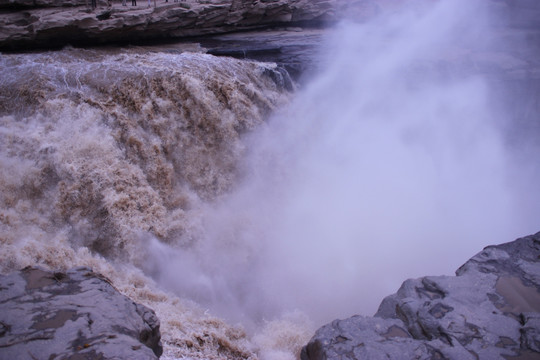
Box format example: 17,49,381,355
301,232,540,360
0,0,345,51
0,266,162,359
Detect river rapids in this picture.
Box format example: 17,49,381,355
1,1,539,359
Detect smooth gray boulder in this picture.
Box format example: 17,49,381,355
0,266,163,359
301,232,540,360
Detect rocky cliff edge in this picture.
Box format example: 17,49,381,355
302,232,540,360
0,0,360,50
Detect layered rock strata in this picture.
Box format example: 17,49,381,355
0,267,163,359
0,0,342,50
301,232,540,360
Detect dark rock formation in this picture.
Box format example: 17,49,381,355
301,232,540,360
197,27,325,80
0,266,163,359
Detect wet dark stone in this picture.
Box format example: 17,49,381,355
0,267,162,359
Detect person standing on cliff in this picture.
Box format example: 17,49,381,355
132,0,136,6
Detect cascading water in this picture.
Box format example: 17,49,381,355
1,0,539,359
0,48,294,359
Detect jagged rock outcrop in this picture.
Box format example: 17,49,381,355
301,232,540,360
0,0,342,50
0,267,163,359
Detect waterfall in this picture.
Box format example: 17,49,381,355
1,1,538,359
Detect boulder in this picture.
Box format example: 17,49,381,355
0,266,163,359
301,232,540,360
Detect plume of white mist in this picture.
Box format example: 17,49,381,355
147,0,540,331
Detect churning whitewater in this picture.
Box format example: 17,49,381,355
0,48,298,359
1,0,539,359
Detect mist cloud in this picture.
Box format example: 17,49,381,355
148,0,540,331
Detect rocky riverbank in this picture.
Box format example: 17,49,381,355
0,0,367,51
302,232,540,360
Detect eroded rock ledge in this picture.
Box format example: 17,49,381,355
0,0,355,50
0,266,163,359
302,232,540,360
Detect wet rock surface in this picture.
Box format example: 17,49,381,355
0,266,163,359
301,232,540,360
